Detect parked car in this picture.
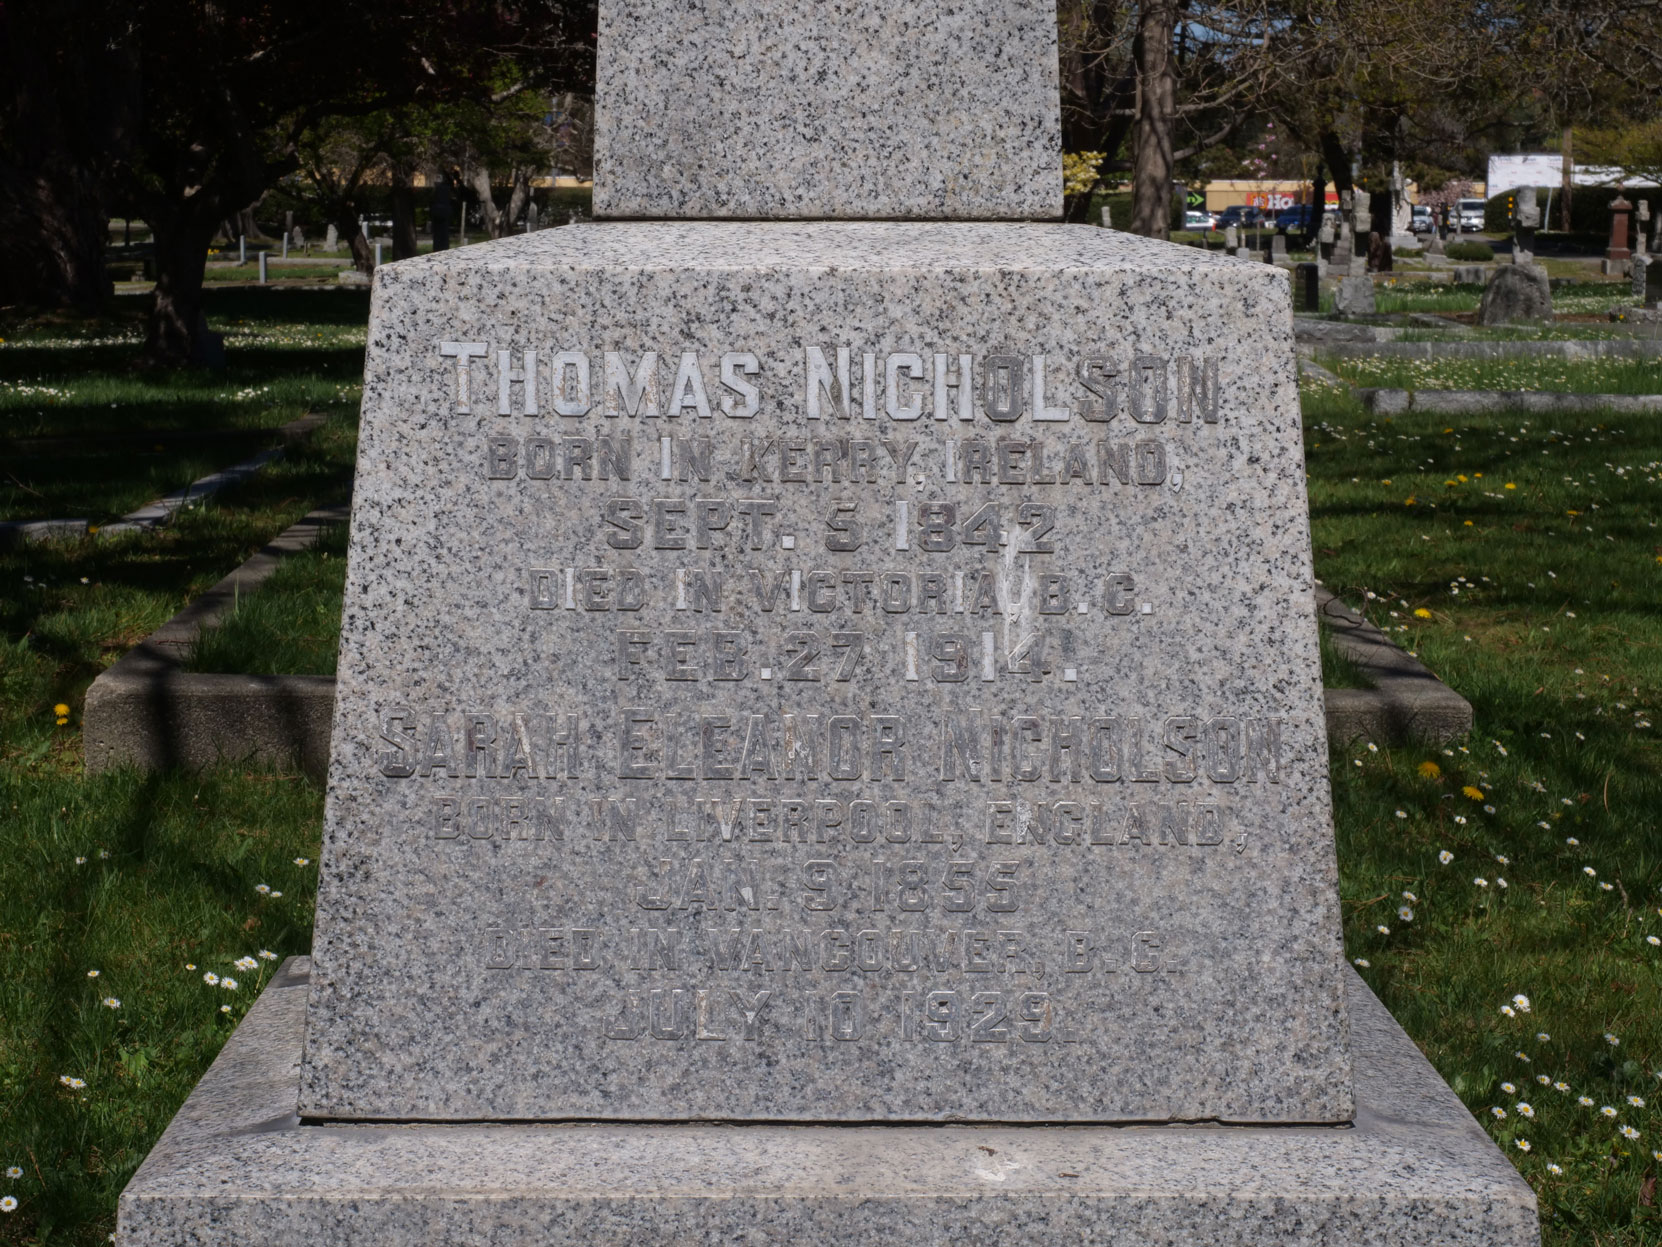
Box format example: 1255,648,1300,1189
1456,198,1486,231
1273,204,1321,234
1411,204,1433,233
1214,205,1266,230
1182,209,1217,231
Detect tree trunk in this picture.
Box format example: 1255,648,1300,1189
0,160,108,310
145,202,217,366
1129,0,1177,238
391,163,418,260
334,209,375,271
1318,132,1354,198
504,168,532,233
235,205,271,243
1305,167,1327,248
1367,189,1393,272
469,165,503,238
431,173,453,252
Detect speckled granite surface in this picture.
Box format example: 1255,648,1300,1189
117,958,1538,1246
298,223,1355,1124
592,1,1060,219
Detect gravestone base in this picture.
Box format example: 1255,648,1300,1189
118,958,1537,1247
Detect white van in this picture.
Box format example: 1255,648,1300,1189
1457,199,1487,231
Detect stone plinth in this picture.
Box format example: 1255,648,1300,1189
592,1,1060,219
300,223,1352,1125
118,958,1538,1247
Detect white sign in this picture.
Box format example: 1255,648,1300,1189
1488,154,1658,196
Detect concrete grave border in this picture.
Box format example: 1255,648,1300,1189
83,504,348,778
1318,585,1473,745
0,412,324,546
1315,338,1662,361
1356,390,1662,416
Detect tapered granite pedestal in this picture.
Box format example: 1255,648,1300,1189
115,2,1540,1242
118,958,1534,1246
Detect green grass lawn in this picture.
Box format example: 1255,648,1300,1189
0,289,359,1243
1320,353,1662,394
1355,279,1633,319
201,263,354,285
0,290,365,523
1,285,1659,1243
185,521,348,676
1306,380,1662,1243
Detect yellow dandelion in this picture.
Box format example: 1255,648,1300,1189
1463,785,1485,801
1414,608,1432,619
1418,761,1442,779
1505,482,1517,490
53,703,69,717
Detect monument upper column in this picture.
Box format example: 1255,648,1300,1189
591,0,1063,220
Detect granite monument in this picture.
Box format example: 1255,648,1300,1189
117,3,1538,1243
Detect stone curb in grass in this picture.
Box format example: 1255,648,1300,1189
1315,338,1662,361
0,413,325,546
1358,389,1662,416
82,504,350,778
1317,585,1473,746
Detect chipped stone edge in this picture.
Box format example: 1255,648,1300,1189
82,505,350,778
1317,585,1472,746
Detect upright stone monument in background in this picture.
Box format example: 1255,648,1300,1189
118,3,1538,1243
1513,189,1540,264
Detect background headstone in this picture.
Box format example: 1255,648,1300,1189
526,201,540,233
324,224,339,253
1098,204,1111,228
1351,208,1372,276
1633,254,1650,302
1477,263,1553,325
1608,195,1633,262
1333,273,1375,315
1513,188,1539,263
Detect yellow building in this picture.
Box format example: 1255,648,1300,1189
1200,178,1432,211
